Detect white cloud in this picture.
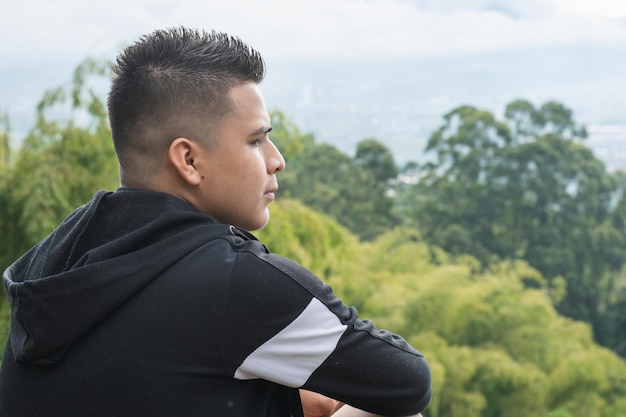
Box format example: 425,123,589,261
553,0,626,19
2,0,625,68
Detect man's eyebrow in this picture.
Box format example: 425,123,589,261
249,125,273,137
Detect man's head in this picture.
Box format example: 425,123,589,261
107,27,265,184
108,27,285,230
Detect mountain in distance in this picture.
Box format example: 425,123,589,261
263,43,626,172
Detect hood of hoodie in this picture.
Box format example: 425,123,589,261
3,188,241,366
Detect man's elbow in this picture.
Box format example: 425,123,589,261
405,384,432,416
398,356,432,415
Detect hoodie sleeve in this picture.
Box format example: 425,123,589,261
219,240,432,416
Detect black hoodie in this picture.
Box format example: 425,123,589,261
0,188,431,417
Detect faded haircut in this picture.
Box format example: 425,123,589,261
107,27,265,175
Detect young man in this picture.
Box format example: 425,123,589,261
0,28,431,417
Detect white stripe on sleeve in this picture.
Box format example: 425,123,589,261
234,297,347,387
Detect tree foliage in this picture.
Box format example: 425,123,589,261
397,99,626,355
271,115,399,240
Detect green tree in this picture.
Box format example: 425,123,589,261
272,115,399,240
354,138,398,185
0,59,118,354
399,104,511,263
397,99,626,355
5,58,117,260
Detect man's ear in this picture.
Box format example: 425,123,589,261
168,138,203,186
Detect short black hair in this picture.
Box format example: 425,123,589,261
107,27,266,175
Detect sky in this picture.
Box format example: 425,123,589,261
1,0,626,166
2,0,626,63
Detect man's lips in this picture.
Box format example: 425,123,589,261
264,187,278,201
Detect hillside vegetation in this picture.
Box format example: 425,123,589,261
259,201,626,417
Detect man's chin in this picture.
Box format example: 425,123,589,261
251,213,270,231
234,213,269,232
